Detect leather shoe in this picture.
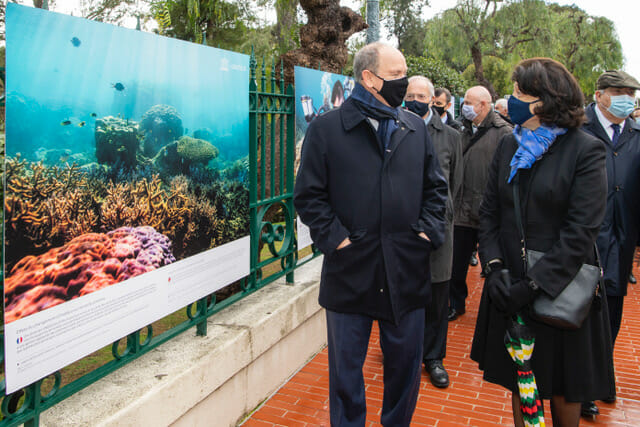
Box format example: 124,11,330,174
581,401,599,418
448,307,465,321
424,360,449,388
630,273,636,284
469,252,478,266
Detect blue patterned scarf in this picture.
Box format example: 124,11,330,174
350,83,399,150
508,125,567,183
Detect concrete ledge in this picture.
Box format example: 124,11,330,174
41,256,325,427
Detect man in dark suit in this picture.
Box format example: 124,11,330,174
581,69,640,417
404,76,462,389
294,42,447,426
433,87,463,131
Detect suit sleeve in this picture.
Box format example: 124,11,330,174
293,121,350,255
449,130,464,209
418,128,448,249
527,137,607,298
478,137,506,267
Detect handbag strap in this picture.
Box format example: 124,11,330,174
511,174,528,265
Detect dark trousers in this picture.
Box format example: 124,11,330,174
423,280,448,361
607,295,624,345
326,308,425,427
449,225,478,311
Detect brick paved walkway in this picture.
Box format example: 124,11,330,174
244,263,640,426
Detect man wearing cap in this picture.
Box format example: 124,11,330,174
581,70,640,417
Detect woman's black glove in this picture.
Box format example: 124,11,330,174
485,270,508,311
489,274,538,315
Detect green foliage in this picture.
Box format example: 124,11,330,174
380,0,430,56
547,4,622,98
406,55,469,96
151,0,255,49
462,56,512,97
423,0,623,99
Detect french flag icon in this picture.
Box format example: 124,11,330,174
16,337,23,344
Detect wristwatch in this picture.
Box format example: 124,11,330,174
482,258,503,277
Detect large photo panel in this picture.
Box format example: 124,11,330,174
4,4,250,393
294,66,354,248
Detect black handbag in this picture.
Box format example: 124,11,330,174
512,175,602,330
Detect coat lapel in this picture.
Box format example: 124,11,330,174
383,110,416,168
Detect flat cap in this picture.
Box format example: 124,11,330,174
597,70,640,90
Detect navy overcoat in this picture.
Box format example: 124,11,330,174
294,97,448,323
583,103,640,297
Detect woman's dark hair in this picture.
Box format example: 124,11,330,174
331,80,344,104
512,58,585,129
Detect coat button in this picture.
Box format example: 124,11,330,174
380,289,384,293
614,152,618,156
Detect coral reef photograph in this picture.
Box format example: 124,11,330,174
4,5,249,323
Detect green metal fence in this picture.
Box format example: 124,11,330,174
0,51,318,427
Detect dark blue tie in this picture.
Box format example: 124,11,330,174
611,123,621,147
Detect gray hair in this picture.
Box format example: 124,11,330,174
408,75,434,98
353,42,386,83
495,98,508,110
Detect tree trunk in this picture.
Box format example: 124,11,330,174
471,43,497,100
280,0,367,83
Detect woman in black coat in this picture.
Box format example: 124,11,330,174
471,58,615,426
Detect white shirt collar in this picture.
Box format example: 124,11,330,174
594,103,625,141
423,109,432,124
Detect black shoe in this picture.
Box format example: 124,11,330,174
581,401,599,418
469,252,478,266
630,273,636,284
448,307,465,321
602,395,617,404
424,359,449,388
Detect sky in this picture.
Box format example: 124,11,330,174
10,0,640,81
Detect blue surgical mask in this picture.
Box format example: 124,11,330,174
404,100,430,117
508,95,538,125
607,94,636,119
636,117,640,124
461,104,478,121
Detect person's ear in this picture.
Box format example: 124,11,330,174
362,70,378,90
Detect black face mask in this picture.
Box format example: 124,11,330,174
432,105,446,116
372,72,409,108
405,100,430,117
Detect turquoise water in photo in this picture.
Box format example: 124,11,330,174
6,3,249,164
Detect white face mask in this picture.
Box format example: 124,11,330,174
462,103,478,121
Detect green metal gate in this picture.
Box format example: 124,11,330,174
0,51,317,427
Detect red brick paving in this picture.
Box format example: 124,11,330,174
244,263,640,426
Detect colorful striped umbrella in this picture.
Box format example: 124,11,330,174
504,314,546,427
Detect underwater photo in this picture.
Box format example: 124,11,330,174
4,4,250,323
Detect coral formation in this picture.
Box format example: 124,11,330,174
4,157,100,265
4,226,176,323
139,104,183,157
95,116,140,167
153,136,219,175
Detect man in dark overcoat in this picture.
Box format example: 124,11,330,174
294,42,447,426
448,86,512,321
581,70,640,414
404,75,462,389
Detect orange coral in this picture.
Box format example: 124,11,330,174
5,226,175,323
